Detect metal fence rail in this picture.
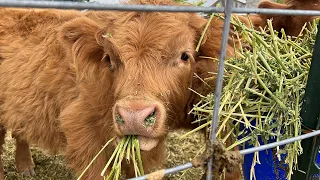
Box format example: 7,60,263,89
207,0,233,179
2,0,320,15
1,0,320,180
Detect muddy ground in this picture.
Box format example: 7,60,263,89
2,130,205,180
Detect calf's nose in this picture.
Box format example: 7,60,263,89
115,104,158,136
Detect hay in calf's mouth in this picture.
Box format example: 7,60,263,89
77,136,144,180
101,136,144,179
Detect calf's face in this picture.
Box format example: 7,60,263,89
60,11,223,152
103,12,211,151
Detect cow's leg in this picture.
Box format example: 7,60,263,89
12,134,35,177
0,126,6,180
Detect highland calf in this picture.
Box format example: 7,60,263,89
0,1,246,179
250,0,320,37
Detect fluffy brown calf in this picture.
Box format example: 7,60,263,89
250,0,320,37
0,0,247,179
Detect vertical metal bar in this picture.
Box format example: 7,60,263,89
206,0,233,179
221,0,226,7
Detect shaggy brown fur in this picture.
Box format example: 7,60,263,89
250,0,320,37
0,1,248,179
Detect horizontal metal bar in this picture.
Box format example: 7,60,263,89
233,7,320,16
240,129,320,155
127,129,320,180
1,1,320,16
127,162,193,180
0,0,224,12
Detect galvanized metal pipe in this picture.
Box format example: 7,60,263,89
0,0,226,12
129,162,193,180
233,7,320,16
240,129,320,155
206,0,233,179
0,0,320,16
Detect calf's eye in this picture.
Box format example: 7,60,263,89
101,54,113,69
180,52,189,61
102,54,111,63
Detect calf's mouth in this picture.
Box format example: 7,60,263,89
116,136,159,151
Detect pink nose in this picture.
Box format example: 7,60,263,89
115,104,159,136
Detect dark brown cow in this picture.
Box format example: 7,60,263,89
0,1,247,179
250,0,320,37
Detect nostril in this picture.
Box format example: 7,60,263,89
144,110,156,128
115,114,125,124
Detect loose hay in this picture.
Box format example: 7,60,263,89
3,133,75,180
186,15,319,180
2,130,205,180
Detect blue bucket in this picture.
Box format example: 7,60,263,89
241,137,320,180
238,123,320,180
240,136,287,180
237,119,288,180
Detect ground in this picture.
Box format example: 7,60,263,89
2,130,205,180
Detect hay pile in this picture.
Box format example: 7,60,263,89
2,132,74,180
186,16,318,180
2,130,205,180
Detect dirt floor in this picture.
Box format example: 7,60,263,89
2,130,205,180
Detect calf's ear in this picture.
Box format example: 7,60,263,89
58,17,109,81
59,17,100,47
